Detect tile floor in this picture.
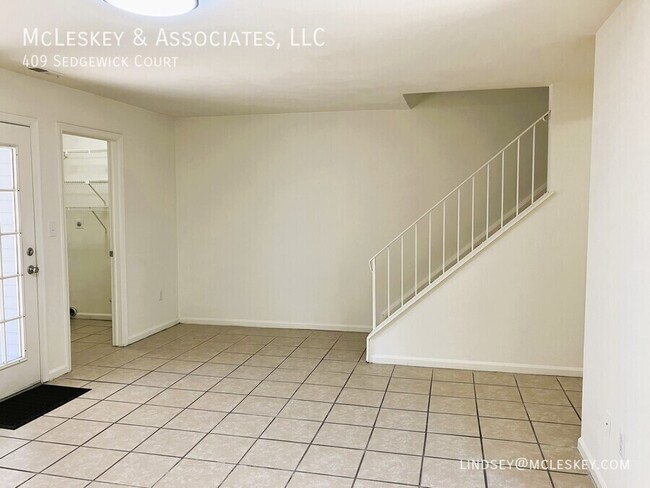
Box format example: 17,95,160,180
0,320,594,487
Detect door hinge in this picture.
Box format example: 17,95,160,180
109,251,114,257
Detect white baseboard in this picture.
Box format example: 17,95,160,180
180,317,371,333
578,437,607,488
127,318,180,344
45,364,71,382
367,353,583,376
74,313,112,321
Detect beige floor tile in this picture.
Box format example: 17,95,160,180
346,374,390,391
44,446,125,480
65,365,115,381
221,465,292,488
382,392,428,412
376,408,427,432
80,382,126,400
241,439,308,470
368,428,424,455
19,474,88,487
429,395,477,415
358,451,421,485
515,374,562,390
85,423,157,450
337,388,384,407
294,384,342,403
298,445,364,477
425,433,482,460
75,401,139,422
123,357,168,371
245,355,285,368
526,404,581,425
0,438,27,458
134,372,185,388
0,441,75,472
483,438,544,464
228,365,274,380
520,388,571,406
234,396,288,416
279,399,332,421
119,405,182,427
428,413,480,436
430,381,475,398
433,369,474,383
210,352,251,365
251,381,300,398
487,468,553,487
192,363,237,377
306,371,351,387
279,357,321,370
354,480,417,488
156,360,202,374
388,378,430,395
550,472,596,488
326,350,363,361
261,418,321,443
473,371,516,387
163,409,226,433
567,391,582,408
266,368,310,383
106,385,164,404
475,384,521,402
212,413,273,437
155,459,233,488
480,417,536,443
135,428,204,456
187,434,254,463
287,472,353,488
326,405,379,427
147,388,203,408
541,445,586,473
98,452,179,487
45,398,98,418
211,378,260,394
0,468,33,488
477,399,528,420
169,375,220,391
314,423,372,449
316,360,357,374
38,419,110,445
97,368,147,384
188,392,245,412
393,365,433,380
353,363,394,377
557,377,583,392
421,457,485,488
533,422,581,447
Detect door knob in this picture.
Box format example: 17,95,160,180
27,265,39,275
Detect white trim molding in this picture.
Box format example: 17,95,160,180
180,317,371,333
578,438,607,488
367,353,583,377
127,319,179,344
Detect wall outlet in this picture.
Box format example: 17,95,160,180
619,432,625,459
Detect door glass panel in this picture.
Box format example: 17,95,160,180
0,146,25,368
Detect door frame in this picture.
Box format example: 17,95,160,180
0,111,46,383
57,123,128,353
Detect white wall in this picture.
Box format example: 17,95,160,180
63,135,112,319
368,73,595,375
580,0,649,486
0,68,178,379
176,88,549,330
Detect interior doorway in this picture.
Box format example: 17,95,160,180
62,134,114,354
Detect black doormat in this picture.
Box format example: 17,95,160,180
0,384,90,430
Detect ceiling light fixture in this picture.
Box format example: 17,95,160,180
104,0,198,17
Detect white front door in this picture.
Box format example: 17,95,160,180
0,122,40,400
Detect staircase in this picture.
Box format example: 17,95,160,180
368,111,551,336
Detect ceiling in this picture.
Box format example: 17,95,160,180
0,0,620,116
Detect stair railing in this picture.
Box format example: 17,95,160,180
369,110,551,329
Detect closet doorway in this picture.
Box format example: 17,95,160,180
63,134,113,351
